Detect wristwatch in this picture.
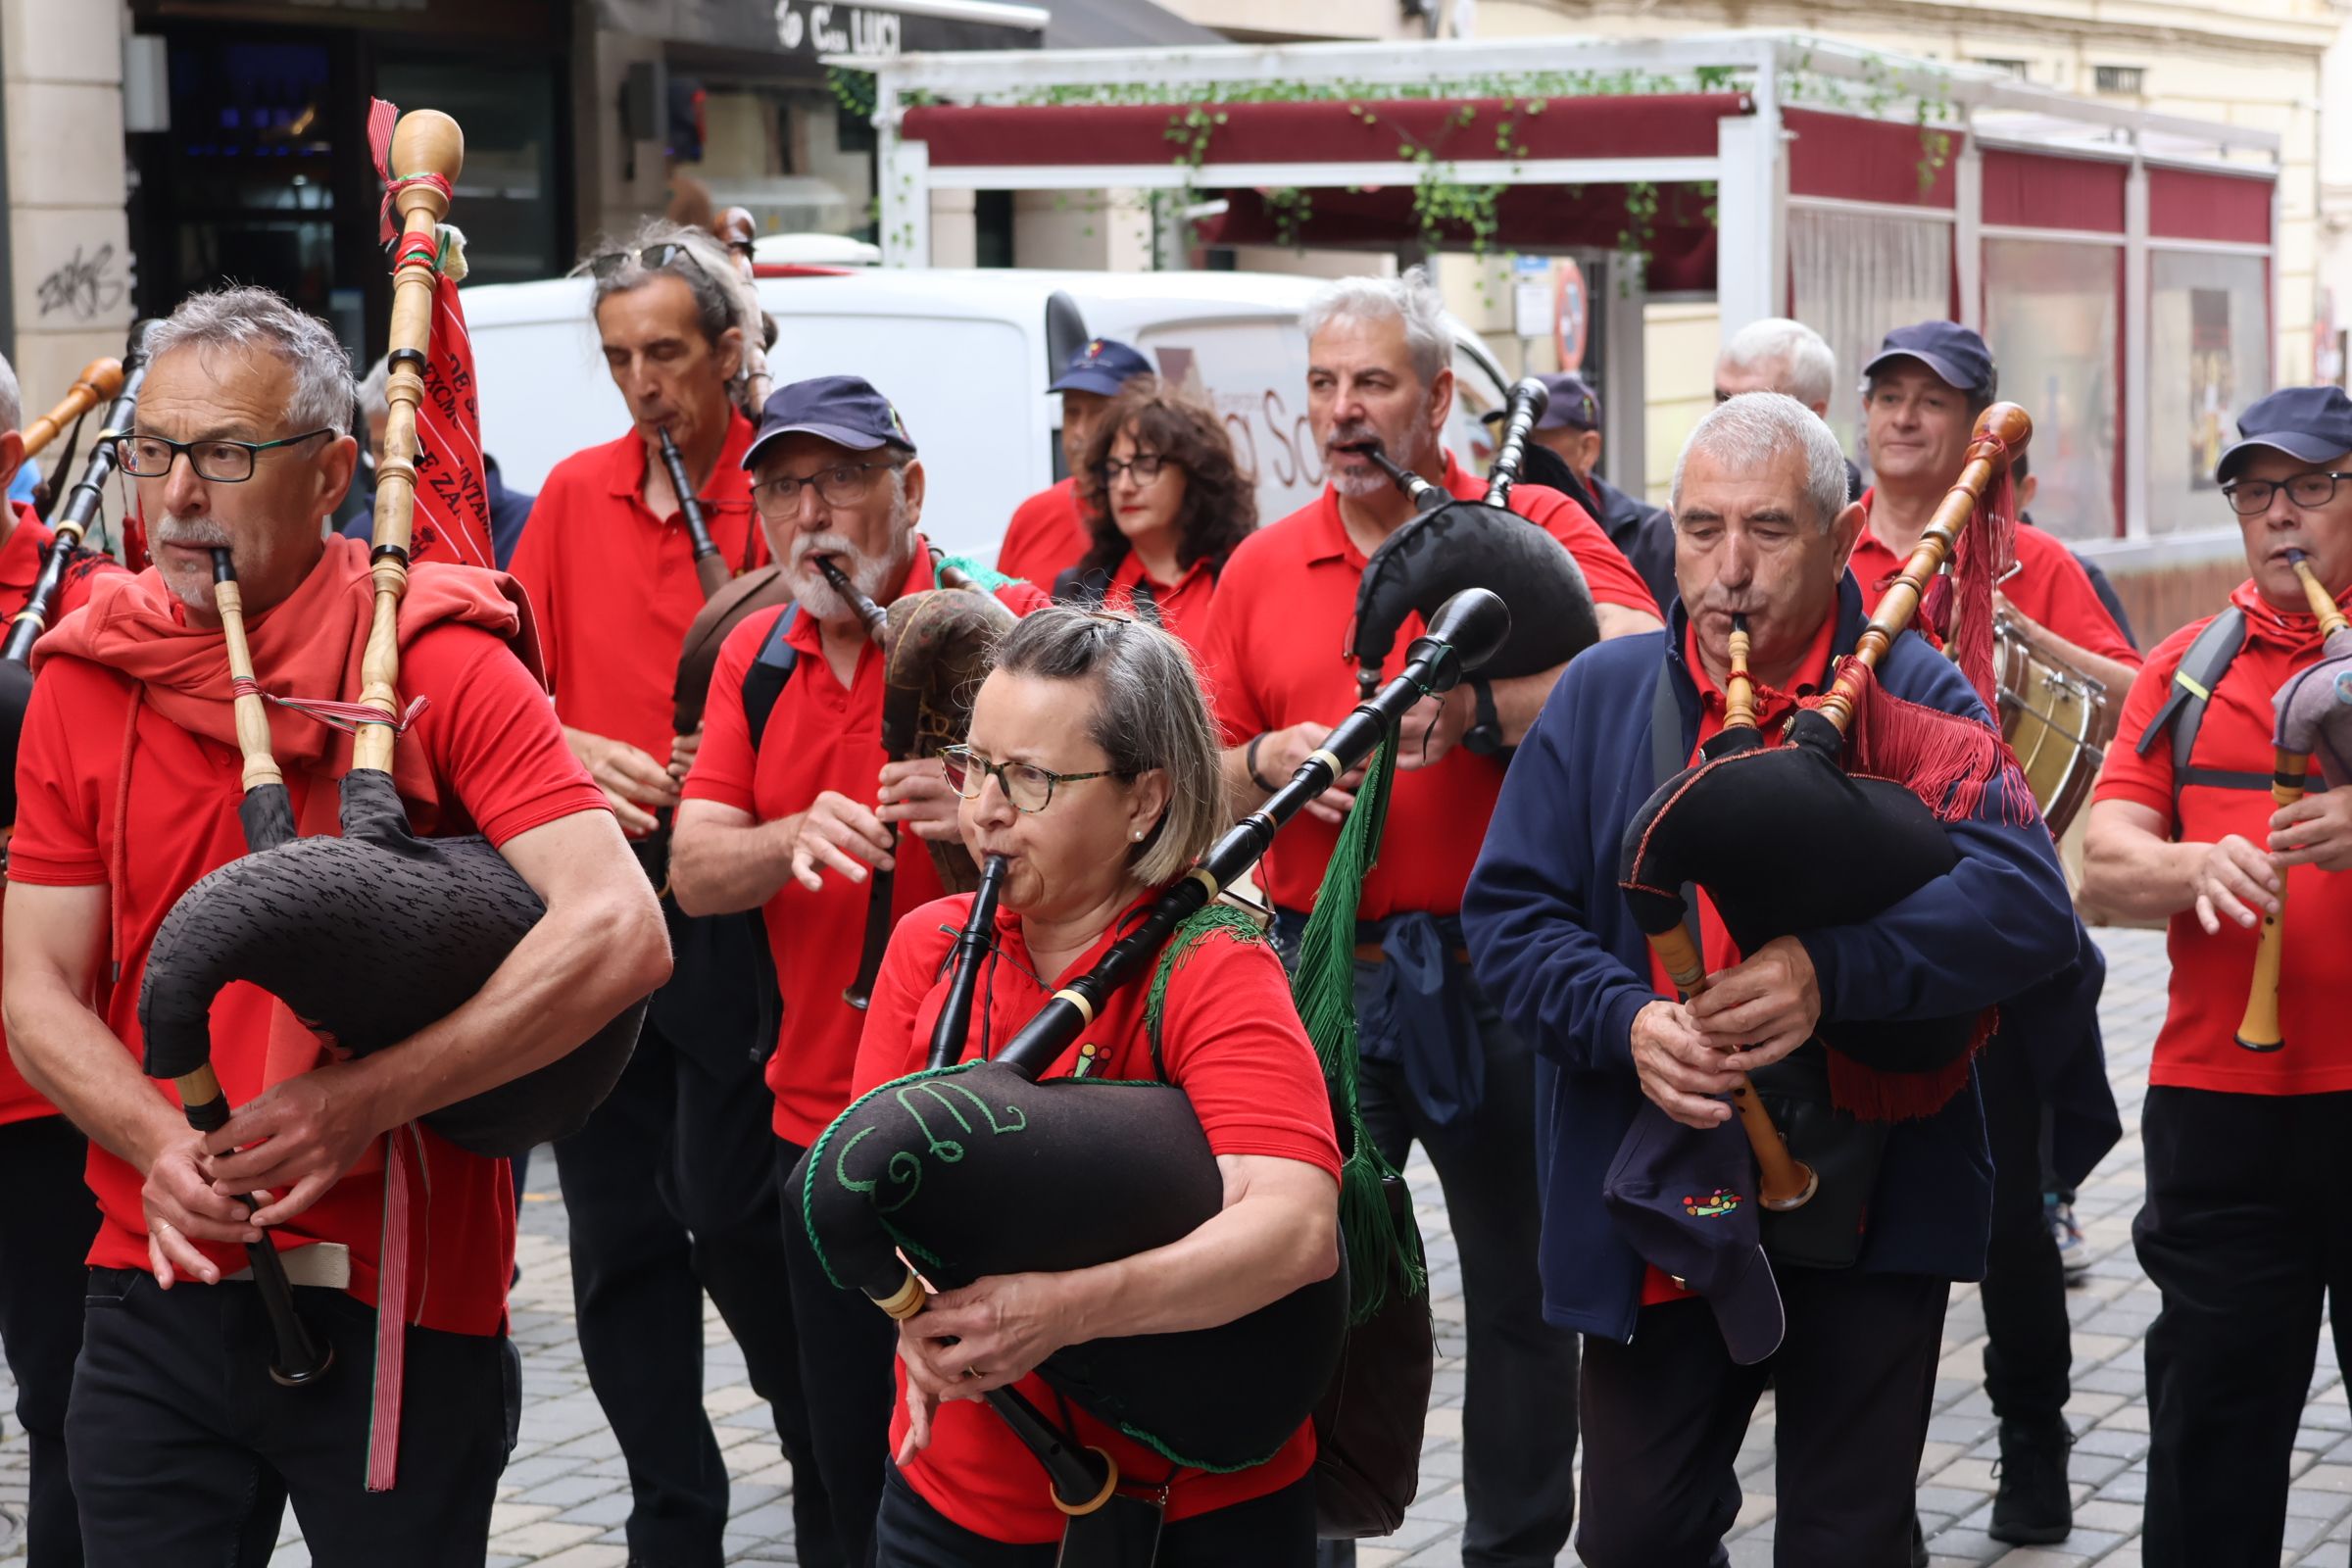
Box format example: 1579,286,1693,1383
1461,677,1503,757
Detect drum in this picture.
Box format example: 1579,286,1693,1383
1993,614,2113,836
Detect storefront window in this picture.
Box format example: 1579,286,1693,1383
2147,250,2270,536
375,56,564,286
1983,239,2121,540
1790,207,1954,459
690,82,874,241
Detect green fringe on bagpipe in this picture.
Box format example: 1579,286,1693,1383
1143,902,1273,1051
1289,734,1427,1325
938,554,1016,592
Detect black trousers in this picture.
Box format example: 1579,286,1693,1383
66,1268,516,1566
779,1137,901,1568
553,1018,826,1568
873,1463,1316,1568
1577,1273,1950,1568
0,1117,100,1567
1977,1032,2071,1423
1353,977,1580,1568
2136,1086,2352,1568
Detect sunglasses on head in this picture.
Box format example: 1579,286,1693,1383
587,242,709,282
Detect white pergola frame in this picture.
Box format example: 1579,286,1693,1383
839,31,2281,543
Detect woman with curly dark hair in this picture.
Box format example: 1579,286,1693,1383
1058,378,1255,651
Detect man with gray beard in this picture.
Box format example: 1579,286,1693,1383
671,375,1047,1563
1196,269,1662,1568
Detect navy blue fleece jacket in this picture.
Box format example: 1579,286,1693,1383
1461,577,2078,1344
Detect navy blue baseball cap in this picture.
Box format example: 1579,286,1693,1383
2217,386,2352,483
1863,321,1997,405
1482,371,1600,431
1048,337,1152,397
743,375,916,469
1603,1102,1786,1365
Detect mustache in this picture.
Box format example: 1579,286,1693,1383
153,516,233,550
1326,421,1380,453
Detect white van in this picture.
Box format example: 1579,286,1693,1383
462,268,1513,564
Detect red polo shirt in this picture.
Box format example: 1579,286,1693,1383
508,414,767,760
680,546,1049,1144
852,889,1342,1543
1848,497,2139,669
1,501,123,1127
8,591,606,1332
2092,578,2352,1095
1104,551,1219,654
996,477,1090,589
1196,452,1658,918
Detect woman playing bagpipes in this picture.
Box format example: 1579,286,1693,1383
845,608,1344,1565
1461,392,2078,1568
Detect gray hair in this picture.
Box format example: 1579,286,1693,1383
0,351,19,438
1718,318,1838,410
143,286,355,434
989,607,1224,889
1672,392,1851,533
356,356,390,426
1301,266,1450,389
576,218,760,371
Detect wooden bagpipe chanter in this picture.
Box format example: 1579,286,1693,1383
791,377,1606,1546
1617,403,2038,1247
130,111,651,1408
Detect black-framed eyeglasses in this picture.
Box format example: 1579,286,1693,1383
2221,471,2352,516
115,429,335,483
724,238,757,263
587,243,709,282
1099,453,1172,485
940,744,1120,814
753,461,897,515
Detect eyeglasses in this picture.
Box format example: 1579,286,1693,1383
586,243,709,282
754,462,896,515
939,744,1119,814
2221,471,2352,516
115,429,334,483
1099,454,1172,485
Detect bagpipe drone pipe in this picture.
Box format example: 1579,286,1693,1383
1617,403,2035,1238
0,323,152,826
789,587,1510,1490
137,110,647,1170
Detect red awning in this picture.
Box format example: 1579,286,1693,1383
1785,109,1959,209
2149,167,2271,245
1981,147,2126,233
902,93,1751,168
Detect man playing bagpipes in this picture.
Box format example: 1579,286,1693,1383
670,375,1048,1564
1194,268,1662,1568
1849,321,2132,1545
0,344,127,1567
2082,386,2352,1568
507,219,809,1568
0,286,669,1564
1463,393,2078,1567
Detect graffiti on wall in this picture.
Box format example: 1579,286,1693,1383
35,244,126,321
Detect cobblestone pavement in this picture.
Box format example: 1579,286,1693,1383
7,926,2340,1566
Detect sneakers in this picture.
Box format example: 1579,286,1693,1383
2048,1193,2088,1284
1988,1416,2075,1545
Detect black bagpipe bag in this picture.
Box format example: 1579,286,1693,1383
794,1056,1349,1471
138,767,646,1158
1352,497,1598,682
1617,708,1991,1117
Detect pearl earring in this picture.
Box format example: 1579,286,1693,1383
1132,829,1144,841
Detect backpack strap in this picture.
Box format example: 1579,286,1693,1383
2132,608,2253,817
742,604,802,751
1650,658,1703,956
